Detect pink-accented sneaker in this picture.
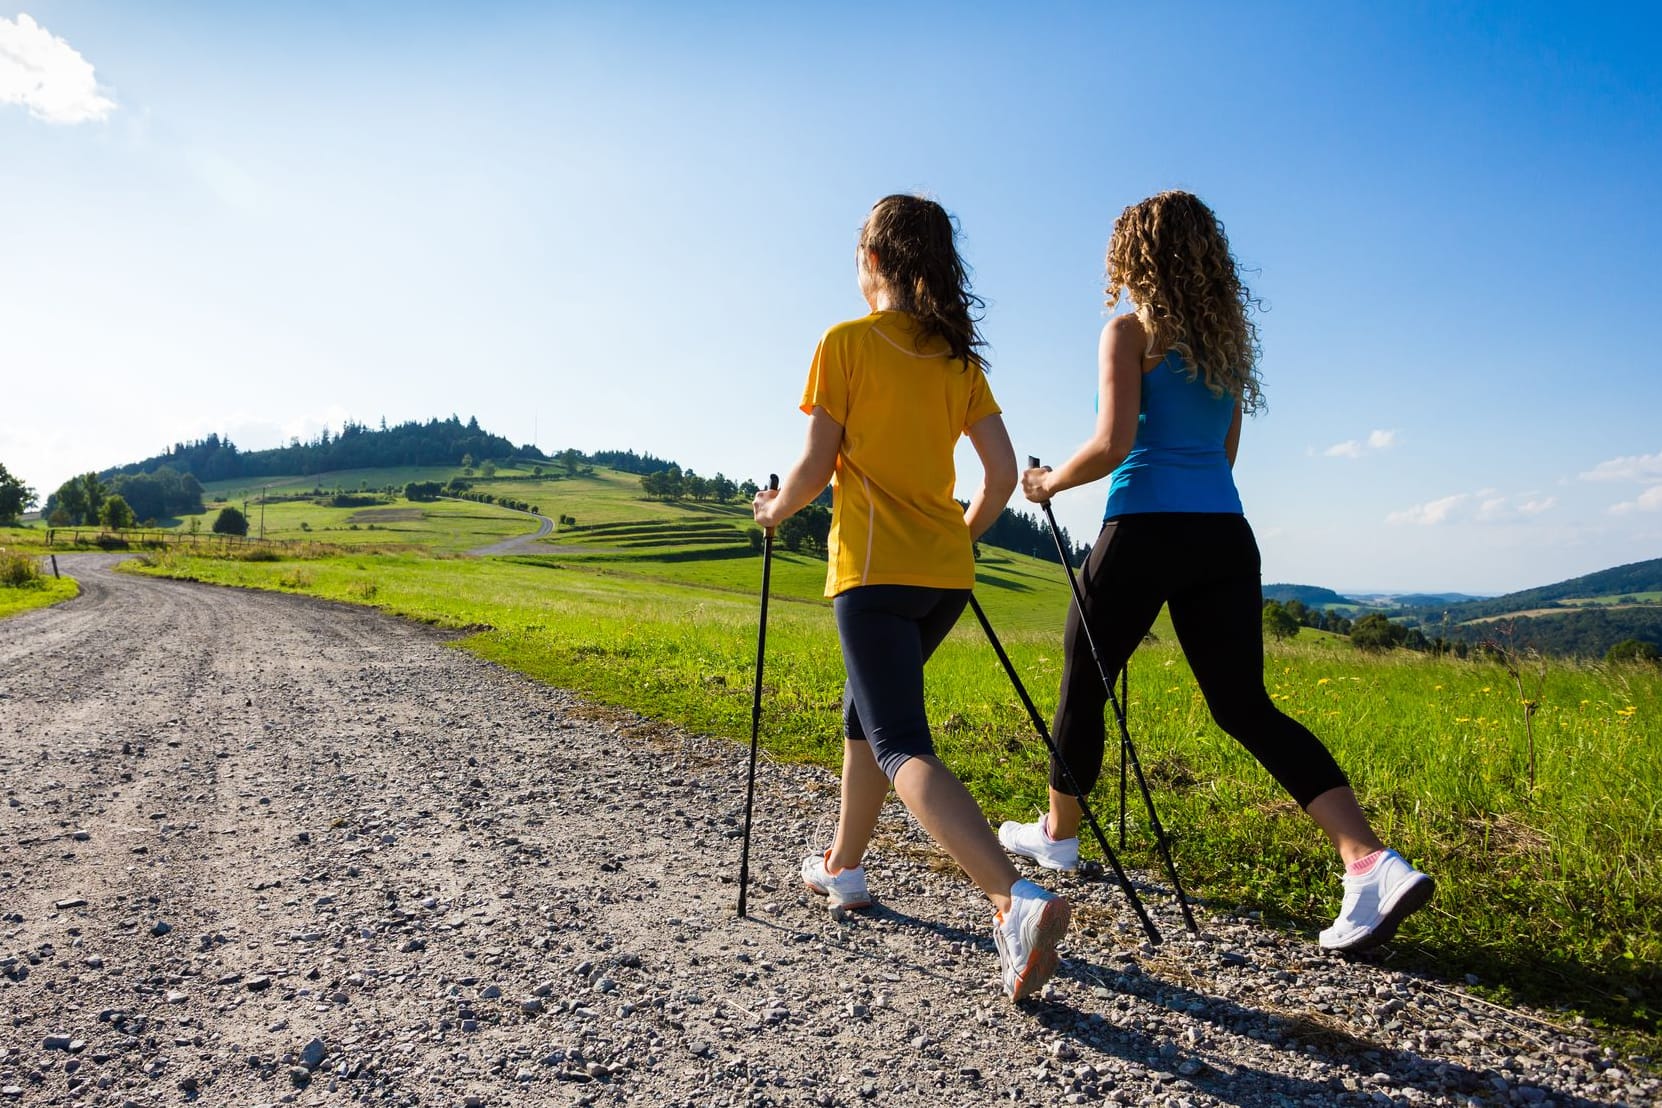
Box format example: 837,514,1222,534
1319,849,1434,953
994,878,1071,1001
998,816,1081,872
801,849,872,911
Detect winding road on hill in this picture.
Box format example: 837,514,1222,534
463,503,556,556
0,556,1649,1106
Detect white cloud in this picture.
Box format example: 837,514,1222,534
1580,450,1662,483
1475,496,1509,522
0,13,116,124
1610,485,1662,515
1388,489,1558,526
1321,428,1398,459
1387,493,1469,526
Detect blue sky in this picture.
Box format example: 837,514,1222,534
2,2,1658,593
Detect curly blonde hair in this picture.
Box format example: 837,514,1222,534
1106,191,1264,413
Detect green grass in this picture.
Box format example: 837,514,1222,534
109,464,1661,1048
0,547,79,617
173,495,539,555
1560,592,1662,606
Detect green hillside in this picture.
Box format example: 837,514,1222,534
1399,557,1662,657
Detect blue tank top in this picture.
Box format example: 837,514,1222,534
1103,350,1244,518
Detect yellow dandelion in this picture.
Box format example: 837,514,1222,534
1317,677,1331,686
1434,684,1444,691
1455,716,1471,723
1481,686,1492,693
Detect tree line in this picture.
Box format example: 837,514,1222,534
43,468,207,528
108,416,535,483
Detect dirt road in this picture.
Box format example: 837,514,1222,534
0,557,1649,1106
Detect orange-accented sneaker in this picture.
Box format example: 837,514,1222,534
994,878,1071,1001
801,849,872,911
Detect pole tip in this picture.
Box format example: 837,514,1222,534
767,474,779,491
1027,456,1041,470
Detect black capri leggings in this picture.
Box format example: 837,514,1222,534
833,584,970,780
1051,514,1348,809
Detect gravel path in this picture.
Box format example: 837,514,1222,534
462,506,555,557
0,556,1652,1107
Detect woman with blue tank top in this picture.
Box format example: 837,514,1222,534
999,191,1433,954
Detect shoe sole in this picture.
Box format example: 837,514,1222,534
1328,874,1435,954
803,881,871,911
1009,896,1071,1002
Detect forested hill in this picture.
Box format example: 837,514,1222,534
106,417,536,482
1415,557,1662,623
1396,557,1662,658
1263,583,1355,607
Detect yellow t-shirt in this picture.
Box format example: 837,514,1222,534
800,310,1002,597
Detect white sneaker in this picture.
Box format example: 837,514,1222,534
801,849,872,911
998,816,1081,872
1319,849,1434,953
993,879,1071,1002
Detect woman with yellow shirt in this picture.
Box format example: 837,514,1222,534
754,194,1070,1002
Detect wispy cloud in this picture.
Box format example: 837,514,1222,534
1577,449,1662,514
1610,486,1662,515
0,13,116,124
1389,489,1558,526
1321,428,1398,459
1579,450,1662,483
1387,493,1469,526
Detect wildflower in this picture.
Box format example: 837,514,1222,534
1455,717,1471,723
1617,706,1638,718
1481,686,1492,693
1434,684,1444,691
1317,677,1331,686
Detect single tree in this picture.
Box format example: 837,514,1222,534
1262,600,1300,641
99,494,136,530
1350,612,1405,651
0,463,37,524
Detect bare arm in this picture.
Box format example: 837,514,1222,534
1022,314,1144,502
1225,400,1242,468
752,405,841,529
963,412,1017,541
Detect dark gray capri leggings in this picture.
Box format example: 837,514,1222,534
833,584,970,780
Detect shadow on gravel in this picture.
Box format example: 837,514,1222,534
749,905,1612,1108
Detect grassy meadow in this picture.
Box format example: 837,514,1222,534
0,543,79,616
24,463,1659,1047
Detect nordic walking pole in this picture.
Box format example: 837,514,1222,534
1119,665,1129,850
1028,457,1199,934
967,595,1162,947
737,473,780,919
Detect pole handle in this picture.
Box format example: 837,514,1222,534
763,474,779,538
1027,456,1051,506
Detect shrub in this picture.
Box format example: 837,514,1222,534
0,550,41,587
237,547,280,562
213,507,249,536
1606,638,1660,665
